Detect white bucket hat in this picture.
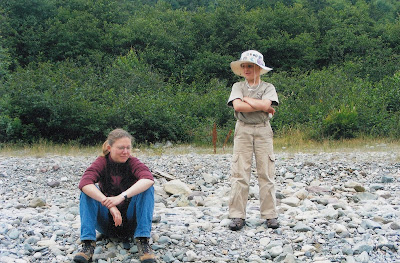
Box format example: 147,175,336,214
230,50,272,77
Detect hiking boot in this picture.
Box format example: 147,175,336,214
73,240,96,263
135,237,156,263
266,218,279,229
229,218,245,231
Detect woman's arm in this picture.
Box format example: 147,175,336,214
124,178,154,198
101,179,154,209
82,183,124,226
81,184,107,203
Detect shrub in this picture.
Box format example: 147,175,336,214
0,115,22,142
322,106,359,139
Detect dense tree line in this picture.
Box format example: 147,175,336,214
1,0,399,145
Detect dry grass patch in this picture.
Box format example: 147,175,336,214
0,141,101,157
1,137,399,160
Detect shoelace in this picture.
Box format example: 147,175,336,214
82,241,93,253
137,238,150,254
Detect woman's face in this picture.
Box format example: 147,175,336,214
107,137,132,163
241,63,261,82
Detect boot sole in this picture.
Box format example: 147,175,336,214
73,255,92,263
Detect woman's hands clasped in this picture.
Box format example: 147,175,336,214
102,195,125,227
101,195,124,209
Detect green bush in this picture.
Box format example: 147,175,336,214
322,106,359,139
1,0,400,144
0,115,22,142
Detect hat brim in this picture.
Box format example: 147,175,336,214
230,61,272,77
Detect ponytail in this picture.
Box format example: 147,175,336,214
101,141,110,156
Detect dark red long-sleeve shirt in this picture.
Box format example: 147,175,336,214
79,154,154,197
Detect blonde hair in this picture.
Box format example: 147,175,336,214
101,128,133,156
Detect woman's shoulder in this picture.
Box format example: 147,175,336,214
127,156,142,165
84,156,107,173
91,155,107,167
127,156,151,170
96,155,107,162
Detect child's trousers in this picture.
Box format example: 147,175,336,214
229,120,277,220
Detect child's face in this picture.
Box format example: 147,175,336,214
240,63,261,82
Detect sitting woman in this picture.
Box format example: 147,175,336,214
74,128,156,263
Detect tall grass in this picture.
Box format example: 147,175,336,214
1,132,399,157
274,130,400,154
0,140,101,157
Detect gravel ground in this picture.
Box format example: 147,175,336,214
0,147,399,263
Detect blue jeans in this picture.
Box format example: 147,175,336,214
79,186,154,241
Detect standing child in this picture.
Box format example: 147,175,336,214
227,50,279,231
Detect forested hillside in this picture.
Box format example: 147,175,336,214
1,0,399,145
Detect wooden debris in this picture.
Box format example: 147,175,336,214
152,170,176,181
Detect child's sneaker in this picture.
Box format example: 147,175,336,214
266,218,280,229
229,218,245,231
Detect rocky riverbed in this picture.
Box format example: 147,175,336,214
0,148,399,263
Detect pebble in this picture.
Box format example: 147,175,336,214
0,149,399,262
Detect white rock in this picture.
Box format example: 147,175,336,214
163,180,192,195
186,250,197,261
294,189,309,200
260,237,270,246
269,246,283,258
302,199,317,210
202,173,217,184
320,206,339,219
281,196,301,207
37,240,57,247
332,223,348,233
344,181,362,189
301,244,315,252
